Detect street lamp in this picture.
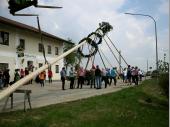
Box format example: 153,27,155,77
124,12,158,71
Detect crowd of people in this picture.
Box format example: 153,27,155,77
0,67,53,89
0,69,10,89
121,65,144,85
60,64,144,90
0,67,31,89
0,64,144,91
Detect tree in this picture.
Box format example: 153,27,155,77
151,53,169,78
158,53,169,73
63,39,82,70
157,53,169,98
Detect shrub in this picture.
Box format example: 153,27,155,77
151,70,159,78
158,73,169,98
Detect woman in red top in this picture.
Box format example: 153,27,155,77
20,69,25,78
77,67,84,89
48,69,53,84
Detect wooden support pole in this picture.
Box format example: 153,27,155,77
119,50,122,74
0,41,87,101
2,96,10,111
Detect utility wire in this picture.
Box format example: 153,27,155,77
37,16,48,64
103,37,120,65
99,47,121,75
99,48,113,68
92,54,95,65
85,34,98,69
85,43,91,70
90,35,98,66
85,57,90,70
97,31,120,66
10,14,48,64
105,35,128,66
98,50,107,69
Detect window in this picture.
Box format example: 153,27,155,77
39,63,43,68
17,39,25,57
55,65,59,73
0,63,8,71
55,47,59,55
0,31,9,45
48,45,51,54
19,39,25,49
39,43,43,52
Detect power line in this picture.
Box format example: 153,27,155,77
98,50,107,69
102,37,120,65
105,35,128,66
37,16,48,64
99,48,113,68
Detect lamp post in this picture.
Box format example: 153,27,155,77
125,12,158,71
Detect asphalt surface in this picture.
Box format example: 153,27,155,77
0,80,132,112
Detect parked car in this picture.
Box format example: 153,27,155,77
146,71,151,76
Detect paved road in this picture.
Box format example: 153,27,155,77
0,80,131,112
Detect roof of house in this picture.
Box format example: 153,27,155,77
0,16,74,45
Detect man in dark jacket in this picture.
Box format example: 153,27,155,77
95,65,102,89
3,69,10,87
60,67,66,90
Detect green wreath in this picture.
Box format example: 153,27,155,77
87,32,102,45
77,37,98,58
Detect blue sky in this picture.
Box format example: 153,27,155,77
121,0,168,26
0,0,169,71
120,0,169,31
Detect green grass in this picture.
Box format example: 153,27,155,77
0,79,168,127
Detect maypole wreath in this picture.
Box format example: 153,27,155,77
77,22,113,58
77,37,98,58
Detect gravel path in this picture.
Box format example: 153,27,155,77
0,80,132,112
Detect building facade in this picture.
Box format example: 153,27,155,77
0,16,72,81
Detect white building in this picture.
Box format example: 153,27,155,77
0,16,73,81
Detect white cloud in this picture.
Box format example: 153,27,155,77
0,0,8,9
0,0,168,70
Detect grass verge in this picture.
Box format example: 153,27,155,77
0,79,168,127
